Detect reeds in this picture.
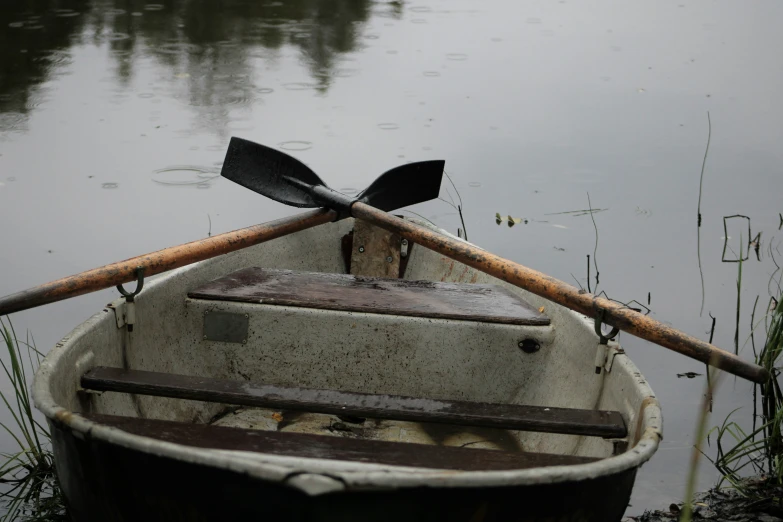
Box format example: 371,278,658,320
0,318,65,521
704,287,783,496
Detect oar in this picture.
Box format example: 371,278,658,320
0,159,445,317
221,137,770,385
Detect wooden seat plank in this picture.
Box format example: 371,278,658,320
187,267,550,326
82,367,627,438
80,413,600,471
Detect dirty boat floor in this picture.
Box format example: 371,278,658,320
211,407,527,453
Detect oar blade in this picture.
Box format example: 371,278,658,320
358,160,445,212
221,137,326,208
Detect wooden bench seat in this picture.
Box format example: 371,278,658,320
79,413,600,471
187,267,550,326
81,367,627,438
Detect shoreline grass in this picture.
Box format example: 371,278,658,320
0,319,65,521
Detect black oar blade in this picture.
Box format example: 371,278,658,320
221,137,326,208
357,160,445,212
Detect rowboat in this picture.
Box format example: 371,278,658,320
32,216,662,522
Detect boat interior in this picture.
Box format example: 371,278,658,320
54,218,655,474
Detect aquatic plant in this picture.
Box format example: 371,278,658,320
703,281,783,498
0,319,65,521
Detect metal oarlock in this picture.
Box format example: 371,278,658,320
594,308,620,374
116,266,145,332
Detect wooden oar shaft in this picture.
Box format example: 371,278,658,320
352,202,769,384
0,209,336,317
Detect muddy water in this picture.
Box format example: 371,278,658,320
1,0,782,515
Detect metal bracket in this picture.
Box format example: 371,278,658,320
594,308,619,374
116,266,145,333
593,308,620,344
203,310,249,344
604,347,625,373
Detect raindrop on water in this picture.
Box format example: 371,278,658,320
468,182,482,188
377,123,399,130
102,182,119,189
152,165,221,187
278,141,313,151
422,71,440,77
282,82,317,91
446,53,467,61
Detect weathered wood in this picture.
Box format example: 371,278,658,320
82,367,626,438
188,267,550,326
79,413,601,471
350,220,401,278
350,203,771,384
0,209,336,317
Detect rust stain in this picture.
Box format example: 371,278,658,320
633,396,660,447
55,409,75,425
442,260,456,282
271,412,284,422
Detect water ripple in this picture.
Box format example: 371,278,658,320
278,140,313,151
283,82,317,91
152,165,221,187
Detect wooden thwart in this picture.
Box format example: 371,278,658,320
80,413,600,471
187,267,550,326
82,367,627,438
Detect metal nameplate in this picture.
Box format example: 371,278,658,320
203,311,249,344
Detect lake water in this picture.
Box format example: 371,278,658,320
1,0,782,516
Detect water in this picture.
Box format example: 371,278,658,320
1,0,782,515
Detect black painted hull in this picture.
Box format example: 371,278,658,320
51,419,636,522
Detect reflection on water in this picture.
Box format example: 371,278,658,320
1,0,783,516
0,0,373,137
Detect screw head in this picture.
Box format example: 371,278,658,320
358,246,365,253
386,256,393,263
244,314,249,319
203,335,208,340
242,339,247,344
401,239,408,246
